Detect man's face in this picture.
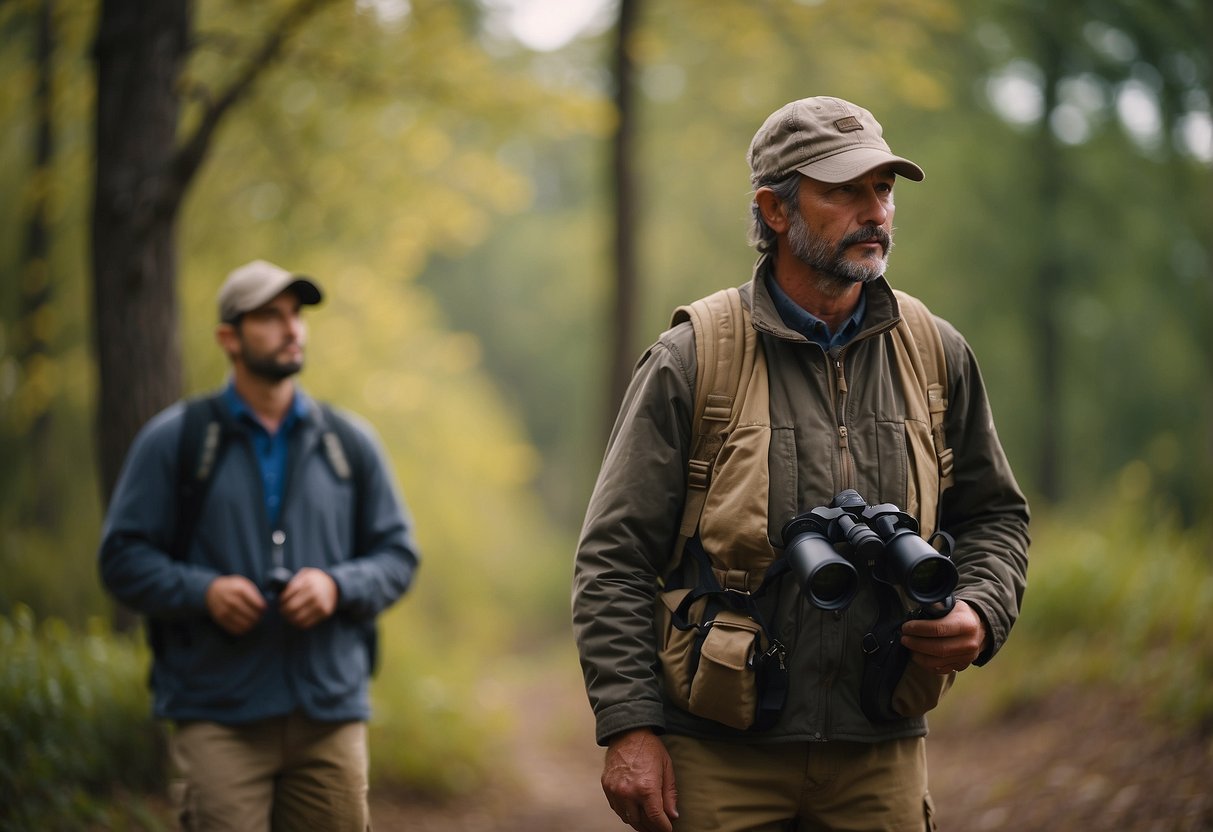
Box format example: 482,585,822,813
228,291,307,381
785,167,897,290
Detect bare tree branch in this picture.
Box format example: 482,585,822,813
164,0,338,211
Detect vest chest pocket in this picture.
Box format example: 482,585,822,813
869,417,914,517
699,423,776,571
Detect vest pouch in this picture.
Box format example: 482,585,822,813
687,609,765,731
657,588,703,714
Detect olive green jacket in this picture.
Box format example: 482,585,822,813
571,264,1029,746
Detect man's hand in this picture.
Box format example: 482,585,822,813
602,728,679,831
205,575,267,635
900,598,988,675
279,567,339,630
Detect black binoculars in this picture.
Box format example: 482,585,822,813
264,566,295,597
780,490,957,612
263,529,293,597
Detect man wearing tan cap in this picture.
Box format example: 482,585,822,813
100,260,419,831
573,97,1028,830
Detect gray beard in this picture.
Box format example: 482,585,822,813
786,208,893,298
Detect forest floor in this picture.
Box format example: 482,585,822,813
367,647,1213,832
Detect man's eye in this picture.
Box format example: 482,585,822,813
246,310,281,323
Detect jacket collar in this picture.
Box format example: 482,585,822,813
746,253,903,345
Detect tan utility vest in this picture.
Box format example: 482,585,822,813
670,286,955,577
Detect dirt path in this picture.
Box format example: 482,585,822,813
369,652,1213,831
370,650,617,832
927,690,1212,831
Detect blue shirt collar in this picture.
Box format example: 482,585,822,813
764,271,866,350
221,382,310,435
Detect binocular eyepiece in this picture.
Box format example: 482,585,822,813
780,490,957,612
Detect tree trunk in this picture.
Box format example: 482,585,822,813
1204,0,1213,519
90,0,190,506
607,0,639,424
1031,36,1065,505
18,0,58,528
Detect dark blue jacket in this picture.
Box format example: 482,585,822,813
99,391,419,724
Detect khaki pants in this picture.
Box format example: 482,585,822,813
662,734,936,832
169,715,369,832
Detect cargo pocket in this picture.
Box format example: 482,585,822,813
686,609,763,731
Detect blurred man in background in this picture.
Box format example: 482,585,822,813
100,260,419,831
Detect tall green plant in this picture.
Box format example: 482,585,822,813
0,607,166,830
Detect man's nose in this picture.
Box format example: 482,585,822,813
857,188,890,225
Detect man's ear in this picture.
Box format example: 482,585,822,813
215,322,239,360
754,187,790,234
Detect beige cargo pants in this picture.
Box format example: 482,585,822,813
662,733,936,831
169,715,370,832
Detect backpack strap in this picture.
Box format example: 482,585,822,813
893,291,954,491
315,404,370,556
669,287,751,567
888,291,955,538
172,393,230,560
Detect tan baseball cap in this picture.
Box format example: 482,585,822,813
748,96,925,186
217,259,323,323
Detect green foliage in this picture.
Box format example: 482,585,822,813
935,463,1213,732
0,606,167,831
368,604,515,797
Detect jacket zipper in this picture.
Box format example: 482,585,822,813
832,351,856,490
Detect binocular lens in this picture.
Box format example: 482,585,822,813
890,547,958,605
785,531,858,611
809,561,858,608
907,559,948,595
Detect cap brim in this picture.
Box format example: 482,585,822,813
796,147,925,183
285,277,323,306
222,275,324,322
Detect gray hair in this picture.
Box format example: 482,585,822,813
748,172,802,253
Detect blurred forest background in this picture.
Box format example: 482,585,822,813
1,0,1210,828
